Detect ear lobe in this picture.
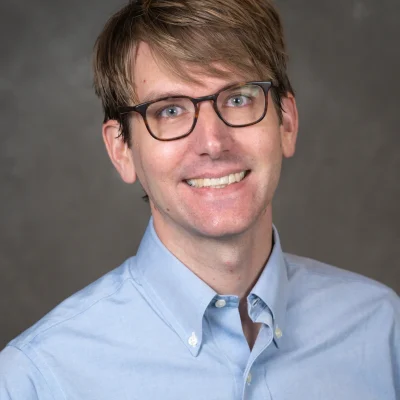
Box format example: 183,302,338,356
280,94,299,158
102,120,137,184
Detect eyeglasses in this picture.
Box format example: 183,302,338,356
118,81,273,141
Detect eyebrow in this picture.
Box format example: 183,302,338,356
141,90,187,103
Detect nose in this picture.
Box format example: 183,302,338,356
190,101,234,160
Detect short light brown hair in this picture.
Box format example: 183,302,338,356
93,0,294,145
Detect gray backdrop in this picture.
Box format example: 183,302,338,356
1,0,399,348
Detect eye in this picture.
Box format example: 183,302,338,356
225,94,252,107
157,105,185,118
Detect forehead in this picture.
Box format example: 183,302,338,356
132,42,253,102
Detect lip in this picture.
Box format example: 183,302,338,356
183,169,250,181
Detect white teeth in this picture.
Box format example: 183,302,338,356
186,171,246,188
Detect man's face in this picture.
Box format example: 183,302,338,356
108,42,298,240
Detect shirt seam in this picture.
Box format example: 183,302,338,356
7,344,61,400
285,258,393,288
18,278,133,348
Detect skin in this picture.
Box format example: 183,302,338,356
103,42,299,349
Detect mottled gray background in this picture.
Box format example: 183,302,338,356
1,0,399,348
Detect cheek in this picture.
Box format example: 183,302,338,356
249,126,283,192
132,134,186,191
250,125,282,160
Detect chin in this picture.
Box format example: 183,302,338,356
189,214,258,240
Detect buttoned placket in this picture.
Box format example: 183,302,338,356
240,295,285,400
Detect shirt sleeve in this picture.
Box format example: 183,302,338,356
0,345,54,400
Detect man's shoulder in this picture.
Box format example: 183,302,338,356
8,256,140,351
283,252,399,312
0,254,155,396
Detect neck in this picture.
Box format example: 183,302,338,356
152,208,274,299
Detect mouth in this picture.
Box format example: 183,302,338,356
185,170,251,189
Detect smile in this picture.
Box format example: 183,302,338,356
185,170,249,189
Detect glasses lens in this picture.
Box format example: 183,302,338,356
146,98,195,140
217,84,266,126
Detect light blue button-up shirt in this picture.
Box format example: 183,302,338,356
1,219,399,399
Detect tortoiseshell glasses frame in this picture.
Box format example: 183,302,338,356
118,81,273,141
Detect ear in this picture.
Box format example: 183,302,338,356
279,94,299,158
102,120,137,184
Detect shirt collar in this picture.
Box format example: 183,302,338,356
130,218,217,356
130,218,288,354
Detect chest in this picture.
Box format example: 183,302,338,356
52,336,388,400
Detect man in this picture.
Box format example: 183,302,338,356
0,0,399,398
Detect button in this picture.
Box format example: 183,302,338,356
188,332,198,347
275,326,283,339
215,299,226,308
246,372,252,385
